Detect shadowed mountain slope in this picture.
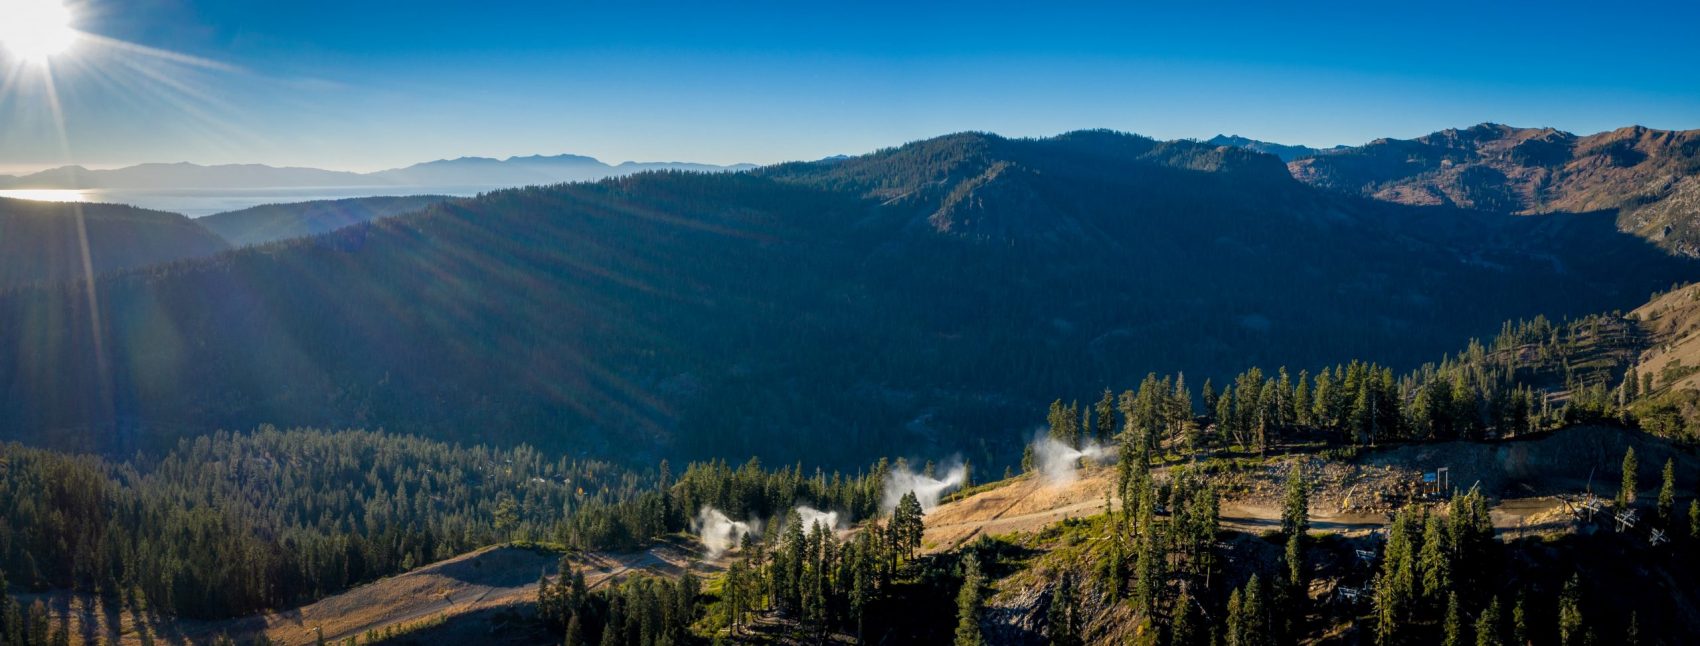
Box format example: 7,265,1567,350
1206,134,1348,162
0,197,229,290
198,195,455,246
0,131,1693,466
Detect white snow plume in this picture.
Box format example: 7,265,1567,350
793,505,844,532
882,460,967,513
692,506,758,557
1033,434,1111,485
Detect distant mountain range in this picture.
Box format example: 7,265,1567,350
1,128,1693,467
0,155,757,190
1205,134,1349,161
1287,123,1700,256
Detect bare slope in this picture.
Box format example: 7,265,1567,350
1290,124,1700,255
1631,284,1700,393
922,426,1692,552
29,540,716,646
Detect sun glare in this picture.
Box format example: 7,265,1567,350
0,0,77,62
0,188,89,203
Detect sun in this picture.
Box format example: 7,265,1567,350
0,0,77,62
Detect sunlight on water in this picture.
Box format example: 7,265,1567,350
0,189,90,203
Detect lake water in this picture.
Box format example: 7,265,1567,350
0,186,495,218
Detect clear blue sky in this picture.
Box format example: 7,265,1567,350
2,0,1697,173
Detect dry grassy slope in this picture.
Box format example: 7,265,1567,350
1631,284,1700,393
1288,124,1700,255
924,469,1118,554
31,540,714,646
924,423,1700,556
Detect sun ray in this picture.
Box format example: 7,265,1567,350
74,32,239,73
40,61,110,405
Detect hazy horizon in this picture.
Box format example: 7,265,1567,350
2,0,1696,175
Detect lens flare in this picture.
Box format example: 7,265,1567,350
0,0,77,62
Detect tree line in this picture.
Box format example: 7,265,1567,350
1035,311,1665,466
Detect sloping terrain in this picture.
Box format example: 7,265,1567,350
1289,123,1700,255
1206,134,1348,162
0,131,1695,466
0,197,228,289
933,427,1699,644
923,426,1692,552
1630,284,1700,393
27,540,715,646
197,195,453,246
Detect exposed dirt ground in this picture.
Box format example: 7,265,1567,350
926,425,1687,552
923,469,1117,553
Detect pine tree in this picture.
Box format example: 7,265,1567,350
1690,499,1700,538
1171,588,1199,646
1442,592,1464,646
1375,507,1420,646
953,553,987,646
1133,508,1163,619
1294,370,1313,428
1512,592,1529,646
1095,389,1117,444
1285,532,1305,595
1618,447,1638,508
1557,575,1584,646
850,543,872,642
1475,596,1502,646
1047,573,1080,646
599,605,621,646
894,492,925,560
1216,387,1236,448
1282,467,1310,539
1419,513,1452,607
1658,458,1675,523
564,615,584,646
1256,380,1277,455
1201,379,1217,420
780,510,807,614
1225,587,1247,646
1239,575,1269,646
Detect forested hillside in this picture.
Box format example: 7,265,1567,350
3,300,1697,640
0,198,228,290
0,427,892,621
0,131,1694,467
197,195,453,246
